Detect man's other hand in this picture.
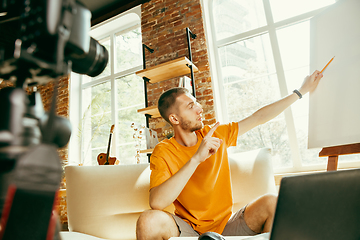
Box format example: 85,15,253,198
193,122,223,164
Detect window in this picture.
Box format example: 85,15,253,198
204,0,360,173
69,6,146,165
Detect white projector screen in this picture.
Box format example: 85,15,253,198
308,0,360,149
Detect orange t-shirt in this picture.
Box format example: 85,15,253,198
150,122,239,234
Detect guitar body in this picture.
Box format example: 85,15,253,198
97,153,117,165
97,125,118,165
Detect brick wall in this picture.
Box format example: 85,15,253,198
141,0,215,138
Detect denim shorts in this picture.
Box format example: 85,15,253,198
171,206,257,237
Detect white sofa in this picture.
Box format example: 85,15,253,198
60,148,277,240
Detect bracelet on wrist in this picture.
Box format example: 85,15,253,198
293,89,302,99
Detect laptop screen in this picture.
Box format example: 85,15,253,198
270,168,360,240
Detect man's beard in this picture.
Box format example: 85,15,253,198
180,117,203,132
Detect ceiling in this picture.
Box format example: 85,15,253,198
82,0,148,26
0,0,147,57
83,0,122,13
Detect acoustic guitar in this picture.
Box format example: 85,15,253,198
97,124,117,165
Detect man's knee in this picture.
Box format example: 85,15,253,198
136,209,179,240
260,193,277,214
137,210,163,233
138,210,161,224
243,194,277,233
137,210,154,231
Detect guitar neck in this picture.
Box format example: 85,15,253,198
106,134,112,161
106,125,115,162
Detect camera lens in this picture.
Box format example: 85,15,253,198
71,37,108,77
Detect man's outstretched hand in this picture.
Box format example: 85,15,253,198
299,70,323,95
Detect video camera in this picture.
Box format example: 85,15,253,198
0,0,108,239
0,0,108,83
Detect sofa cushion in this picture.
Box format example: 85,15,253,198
228,148,277,211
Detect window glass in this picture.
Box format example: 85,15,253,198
81,81,112,165
73,9,144,166
226,75,292,168
269,0,336,22
115,27,142,73
277,21,309,72
219,33,292,168
277,21,327,166
219,34,276,84
116,74,144,109
211,0,350,172
239,118,292,168
225,74,280,120
340,154,360,163
213,0,267,40
116,74,146,164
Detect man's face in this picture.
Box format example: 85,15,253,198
173,93,204,132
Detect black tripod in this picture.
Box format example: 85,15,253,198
0,72,70,240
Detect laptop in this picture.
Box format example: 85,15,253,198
267,168,360,240
180,169,360,240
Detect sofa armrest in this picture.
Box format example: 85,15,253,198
65,164,151,240
228,148,277,211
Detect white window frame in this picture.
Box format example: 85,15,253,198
68,6,142,165
201,0,360,174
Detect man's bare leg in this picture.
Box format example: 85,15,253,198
243,194,277,233
136,209,180,240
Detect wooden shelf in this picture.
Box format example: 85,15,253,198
137,105,161,118
135,57,198,83
140,149,154,154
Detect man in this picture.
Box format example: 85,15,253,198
136,70,323,239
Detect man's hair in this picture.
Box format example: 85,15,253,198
158,87,190,124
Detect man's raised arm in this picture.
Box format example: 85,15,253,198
237,70,323,136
